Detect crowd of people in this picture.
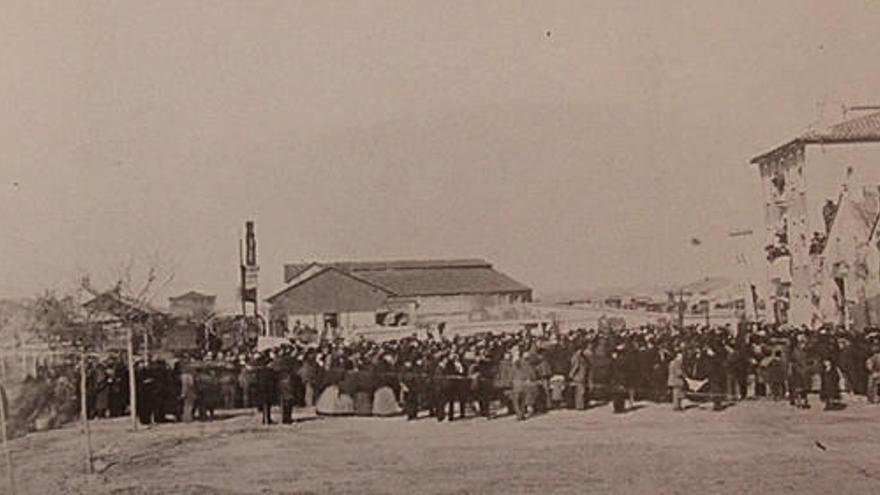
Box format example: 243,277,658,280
9,321,880,435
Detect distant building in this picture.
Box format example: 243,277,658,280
266,259,532,335
82,289,171,351
168,291,216,320
751,109,880,327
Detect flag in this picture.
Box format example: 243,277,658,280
685,378,708,392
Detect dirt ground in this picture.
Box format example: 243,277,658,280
6,397,880,495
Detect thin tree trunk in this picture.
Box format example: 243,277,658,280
79,352,94,474
127,326,138,431
0,370,16,495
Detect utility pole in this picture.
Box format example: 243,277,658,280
239,237,246,317
705,298,710,327
678,287,685,329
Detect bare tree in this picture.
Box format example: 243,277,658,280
74,256,174,435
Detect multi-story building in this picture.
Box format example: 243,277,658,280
751,109,880,327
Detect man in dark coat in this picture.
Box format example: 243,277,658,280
819,358,841,410
533,350,553,413
622,345,641,408
400,360,423,420
196,367,221,421
789,338,812,409
608,348,628,413
468,353,494,418
108,362,128,418
274,353,301,424
254,356,277,425
91,366,109,419
136,361,160,425
704,343,728,411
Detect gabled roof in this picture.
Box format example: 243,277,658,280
169,290,216,302
803,110,880,143
328,259,491,272
283,263,320,284
83,290,168,321
357,266,530,297
282,259,490,283
266,266,394,304
751,110,880,164
272,258,531,302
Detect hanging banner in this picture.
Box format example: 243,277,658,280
243,265,260,290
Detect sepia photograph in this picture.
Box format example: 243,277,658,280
2,1,880,494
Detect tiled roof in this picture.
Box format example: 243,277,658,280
283,259,492,283
751,110,880,164
83,290,168,319
328,259,491,272
275,259,531,299
802,110,880,143
283,263,318,284
168,290,215,301
356,266,531,297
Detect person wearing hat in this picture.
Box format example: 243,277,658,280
400,360,423,420
568,347,590,410
468,351,494,419
510,351,537,420
788,335,812,409
297,350,318,408
608,347,628,413
254,354,277,425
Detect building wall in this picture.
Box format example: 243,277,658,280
806,142,880,328
758,143,809,324
281,310,377,332
268,269,390,321
412,291,532,323
805,142,880,229
758,142,880,326
169,298,215,318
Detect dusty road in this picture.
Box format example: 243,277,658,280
6,398,880,494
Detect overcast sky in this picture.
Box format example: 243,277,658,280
2,1,880,308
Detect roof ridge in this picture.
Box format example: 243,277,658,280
752,110,880,164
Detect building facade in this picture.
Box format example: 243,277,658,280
751,110,880,328
168,290,216,320
266,259,532,335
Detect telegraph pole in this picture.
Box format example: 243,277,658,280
239,236,246,317
678,287,685,329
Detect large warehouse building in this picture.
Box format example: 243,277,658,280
265,258,532,335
